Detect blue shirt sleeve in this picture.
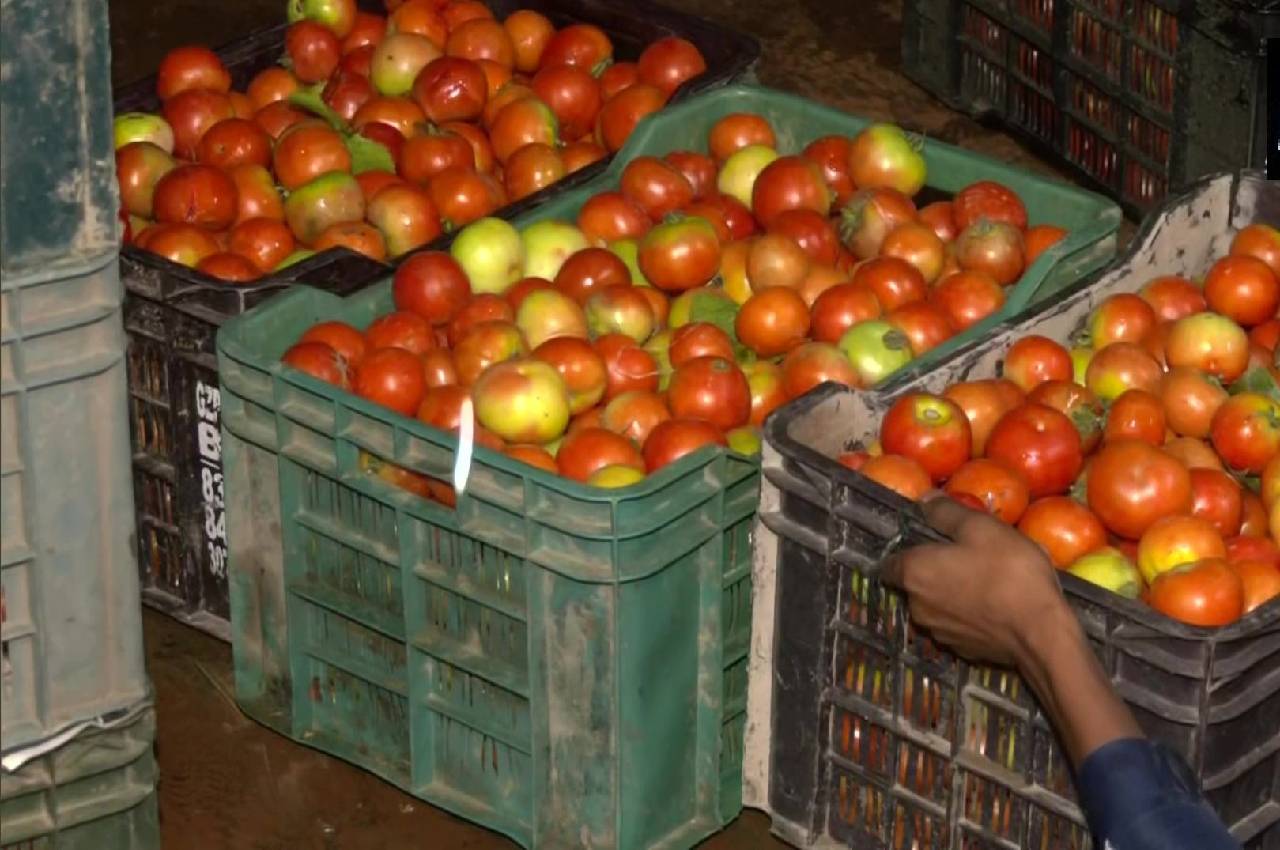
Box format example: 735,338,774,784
1075,737,1241,850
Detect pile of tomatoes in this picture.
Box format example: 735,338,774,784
844,226,1280,628
113,0,709,282
279,108,1071,504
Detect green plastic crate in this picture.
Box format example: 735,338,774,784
0,704,158,850
217,283,759,848
501,84,1122,378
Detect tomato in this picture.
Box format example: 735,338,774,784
282,340,349,387
881,222,946,283
708,113,776,163
600,390,670,445
365,310,435,356
1163,437,1224,471
667,356,750,430
596,84,665,152
409,56,487,125
767,208,840,266
1231,223,1280,278
1085,342,1163,401
751,156,832,228
532,336,607,414
196,118,272,170
1140,275,1206,322
985,403,1083,498
342,10,385,52
1165,313,1251,383
540,23,612,70
531,64,602,141
445,19,515,68
340,44,376,78
504,443,559,474
930,270,1006,332
561,140,606,175
1226,534,1280,566
1147,558,1244,626
454,320,528,385
1264,452,1280,509
1137,513,1228,585
156,46,231,100
197,252,260,282
489,97,558,163
596,333,659,398
1251,318,1280,353
1086,439,1192,539
852,256,926,312
116,141,177,219
1018,497,1106,568
621,156,694,221
1023,225,1067,267
427,167,503,229
286,21,341,83
669,323,734,366
1026,381,1101,455
553,247,630,304
811,282,882,344
707,194,758,242
353,96,427,137
365,183,441,257
355,170,404,206
163,88,236,158
322,69,375,122
247,66,299,110
747,232,810,291
1088,293,1157,350
1187,468,1243,538
1241,491,1269,537
801,135,855,204
229,217,296,272
736,288,810,357
638,217,720,292
152,164,238,231
352,346,428,416
838,188,917,259
837,319,914,388
781,342,858,398
744,361,787,426
846,123,926,195
886,302,952,357
1002,335,1073,392
141,223,221,267
954,221,1024,286
443,0,493,31
299,321,368,367
858,454,932,501
945,458,1030,524
636,36,706,96
503,9,554,72
914,201,957,245
837,451,870,471
1104,389,1166,446
1204,254,1280,328
503,142,566,202
952,180,1028,230
314,221,387,261
1209,392,1280,474
642,418,726,471
576,192,651,244
272,124,352,192
879,393,972,482
1152,368,1224,442
1230,558,1280,613
945,379,1025,456
392,251,471,325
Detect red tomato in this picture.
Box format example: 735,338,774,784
751,156,832,228
393,252,472,325
1204,254,1279,328
597,84,665,153
1018,497,1106,568
1158,366,1228,440
140,223,220,267
1137,514,1227,584
428,167,504,229
930,270,1006,332
781,342,858,399
1086,439,1193,539
286,21,341,83
858,454,932,501
489,97,558,163
638,217,720,292
156,46,231,100
413,56,489,124
1230,223,1280,278
735,288,811,357
562,140,607,174
1002,335,1073,392
838,187,917,259
881,222,946,284
801,135,855,204
745,361,787,427
1231,559,1280,614
504,9,554,73
952,180,1028,230
636,36,706,96
352,347,428,416
986,403,1083,498
313,221,387,261
366,310,435,355
273,124,352,191
886,302,953,357
576,192,651,244
1146,558,1244,626
917,201,958,243
1209,392,1280,474
1140,275,1207,322
445,19,515,68
1085,342,1163,401
1027,380,1103,453
453,320,528,385
668,323,734,367
642,417,725,471
503,142,566,202
620,156,694,221
953,221,1025,286
945,458,1030,524
1241,491,1269,537
1189,468,1244,538
768,208,841,266
598,61,638,100
667,356,750,431
1226,535,1280,569
539,23,612,70
420,349,458,388
1023,225,1067,267
247,66,299,110
553,247,630,304
707,113,776,163
152,164,239,231
197,252,260,282
811,283,882,344
1103,389,1166,446
197,118,272,169
1165,313,1251,384
596,333,659,399
1251,318,1280,353
1089,293,1157,349
530,64,602,141
879,393,972,482
532,337,608,414
229,217,295,273
747,233,810,291
601,390,670,445
557,427,644,482
945,379,1025,456
852,256,926,312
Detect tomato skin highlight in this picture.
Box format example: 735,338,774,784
879,393,972,483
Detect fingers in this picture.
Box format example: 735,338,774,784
881,542,952,594
920,494,979,538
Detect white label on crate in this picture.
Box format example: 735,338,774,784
195,381,228,579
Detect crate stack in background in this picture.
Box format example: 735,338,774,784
1,0,159,847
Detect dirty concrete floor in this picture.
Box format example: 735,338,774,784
114,0,1127,847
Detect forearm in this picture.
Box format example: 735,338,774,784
1012,599,1142,767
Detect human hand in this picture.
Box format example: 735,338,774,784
882,495,1077,668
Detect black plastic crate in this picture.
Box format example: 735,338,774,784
745,171,1280,850
112,0,759,638
901,0,1279,216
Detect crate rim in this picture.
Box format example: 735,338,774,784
761,168,1280,644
